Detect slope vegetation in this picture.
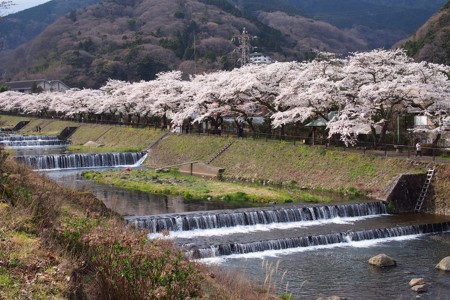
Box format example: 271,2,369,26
0,0,100,50
400,1,450,65
0,0,370,88
2,114,449,215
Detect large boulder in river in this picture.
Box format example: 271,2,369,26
368,254,397,267
411,284,428,293
436,257,450,271
409,278,426,287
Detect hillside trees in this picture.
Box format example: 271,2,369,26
0,49,448,145
0,0,13,48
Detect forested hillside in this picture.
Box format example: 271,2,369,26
0,0,368,88
400,1,450,65
233,0,447,49
0,0,447,88
0,0,100,50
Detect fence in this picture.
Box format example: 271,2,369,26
2,112,449,162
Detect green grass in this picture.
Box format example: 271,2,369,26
82,168,336,205
67,145,143,153
144,135,426,199
1,114,427,198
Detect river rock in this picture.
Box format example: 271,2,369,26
368,254,396,267
409,278,425,287
316,296,346,300
435,257,450,271
411,284,428,293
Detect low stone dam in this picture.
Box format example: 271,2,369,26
15,151,147,170
127,201,450,265
126,201,388,233
186,221,450,259
0,134,69,148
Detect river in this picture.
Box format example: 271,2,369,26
6,133,450,299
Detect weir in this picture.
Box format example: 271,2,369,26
0,134,69,148
1,140,69,148
0,134,62,142
15,151,147,170
188,221,450,259
126,201,387,233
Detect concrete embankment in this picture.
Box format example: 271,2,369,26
2,115,449,215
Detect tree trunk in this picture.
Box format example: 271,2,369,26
378,123,389,147
432,133,442,147
370,126,378,148
245,117,255,133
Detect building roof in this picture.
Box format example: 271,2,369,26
5,80,47,90
305,112,336,127
5,79,69,91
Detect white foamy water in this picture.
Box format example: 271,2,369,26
147,214,386,239
198,234,422,264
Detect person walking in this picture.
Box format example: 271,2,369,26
415,142,422,157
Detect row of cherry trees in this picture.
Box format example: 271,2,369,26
1,49,449,145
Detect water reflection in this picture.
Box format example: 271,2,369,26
46,170,252,216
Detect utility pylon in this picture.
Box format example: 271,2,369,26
233,27,255,67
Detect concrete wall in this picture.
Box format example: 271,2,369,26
385,173,426,213
179,162,224,178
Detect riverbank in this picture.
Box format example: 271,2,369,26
1,115,449,215
0,151,275,299
82,168,347,205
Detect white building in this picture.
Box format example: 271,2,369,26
5,79,69,93
249,52,272,64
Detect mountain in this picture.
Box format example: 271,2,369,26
232,0,447,49
399,1,450,65
0,0,101,50
0,0,447,88
2,0,446,52
0,0,369,88
291,0,447,45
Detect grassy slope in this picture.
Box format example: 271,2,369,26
149,136,423,195
2,115,449,213
83,168,337,204
1,115,164,151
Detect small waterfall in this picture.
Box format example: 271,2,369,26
15,152,147,170
126,202,388,233
0,134,69,148
0,135,61,142
1,140,69,148
189,222,450,259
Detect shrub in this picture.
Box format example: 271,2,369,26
82,222,202,299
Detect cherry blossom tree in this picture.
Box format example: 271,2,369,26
149,71,190,129
328,49,450,146
23,92,54,116
100,80,130,123
0,48,448,147
0,91,28,113
271,56,345,129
